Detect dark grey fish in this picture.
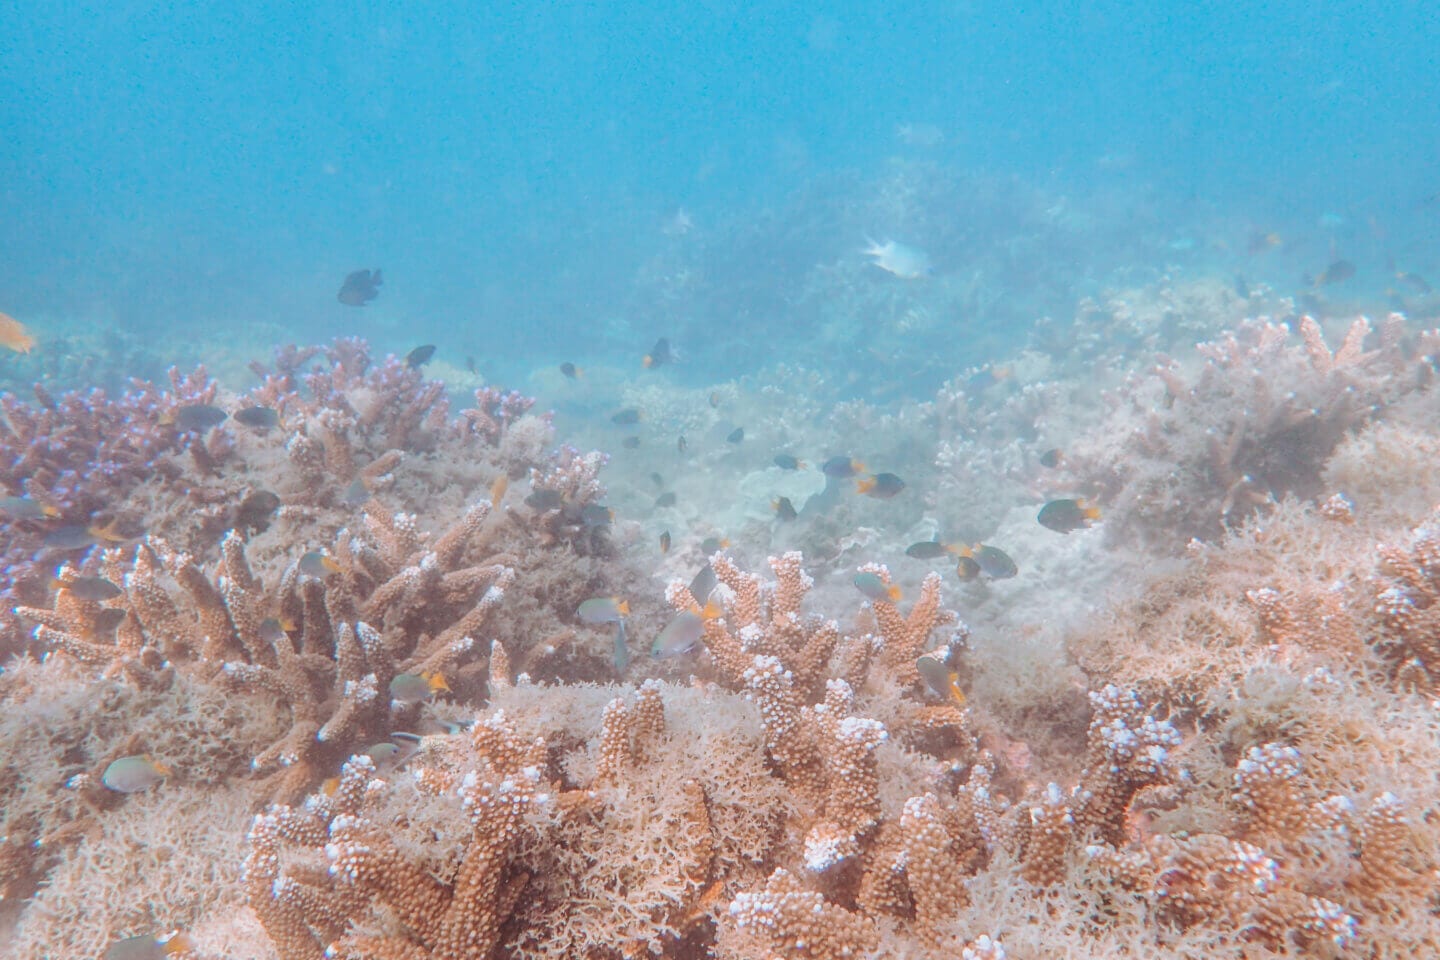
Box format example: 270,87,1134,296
525,488,563,511
43,525,99,550
726,427,744,444
581,504,613,527
237,490,281,532
689,563,717,604
905,540,951,559
170,404,228,432
969,544,1017,579
60,575,122,602
338,268,382,306
405,344,436,368
233,406,281,429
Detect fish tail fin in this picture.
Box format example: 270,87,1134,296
948,674,967,707
617,599,631,618
887,583,902,602
162,933,195,955
700,598,723,620
426,672,451,693
856,476,876,495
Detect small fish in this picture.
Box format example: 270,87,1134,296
0,496,60,520
916,654,966,707
579,596,630,624
258,618,289,644
652,610,704,658
42,525,100,550
466,356,477,374
1309,259,1356,287
102,754,171,793
405,344,436,368
1246,231,1282,255
89,518,136,544
338,268,382,306
905,540,954,560
699,536,729,555
864,238,933,279
490,475,509,506
854,571,901,603
677,434,688,453
0,310,36,354
103,933,195,960
643,337,673,369
560,361,582,379
1233,274,1251,300
341,476,370,506
1394,271,1433,295
659,530,671,553
708,391,722,408
298,551,342,578
1037,498,1101,534
613,618,630,673
857,473,905,499
56,575,122,602
525,488,563,511
773,454,804,470
233,405,281,429
365,742,404,766
650,472,665,488
655,492,677,509
163,404,228,432
237,490,281,531
1038,448,1063,469
580,504,613,528
822,456,866,479
389,671,449,706
726,427,745,444
622,436,641,449
961,544,1018,580
93,607,128,634
772,497,798,521
955,555,982,581
689,563,718,603
611,408,643,425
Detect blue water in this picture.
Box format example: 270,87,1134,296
2,1,1437,391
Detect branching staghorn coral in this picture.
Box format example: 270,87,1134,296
1068,314,1422,550
20,504,512,804
1371,505,1440,690
248,682,780,960
247,714,551,960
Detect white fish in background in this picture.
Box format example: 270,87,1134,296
864,238,933,279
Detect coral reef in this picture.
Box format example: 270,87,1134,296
1067,313,1436,551
1,339,629,956
8,300,1440,960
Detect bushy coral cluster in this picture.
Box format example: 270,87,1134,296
1067,314,1430,550
0,339,630,956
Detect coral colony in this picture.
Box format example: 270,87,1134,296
5,300,1440,960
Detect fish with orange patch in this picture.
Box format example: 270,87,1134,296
0,311,35,354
